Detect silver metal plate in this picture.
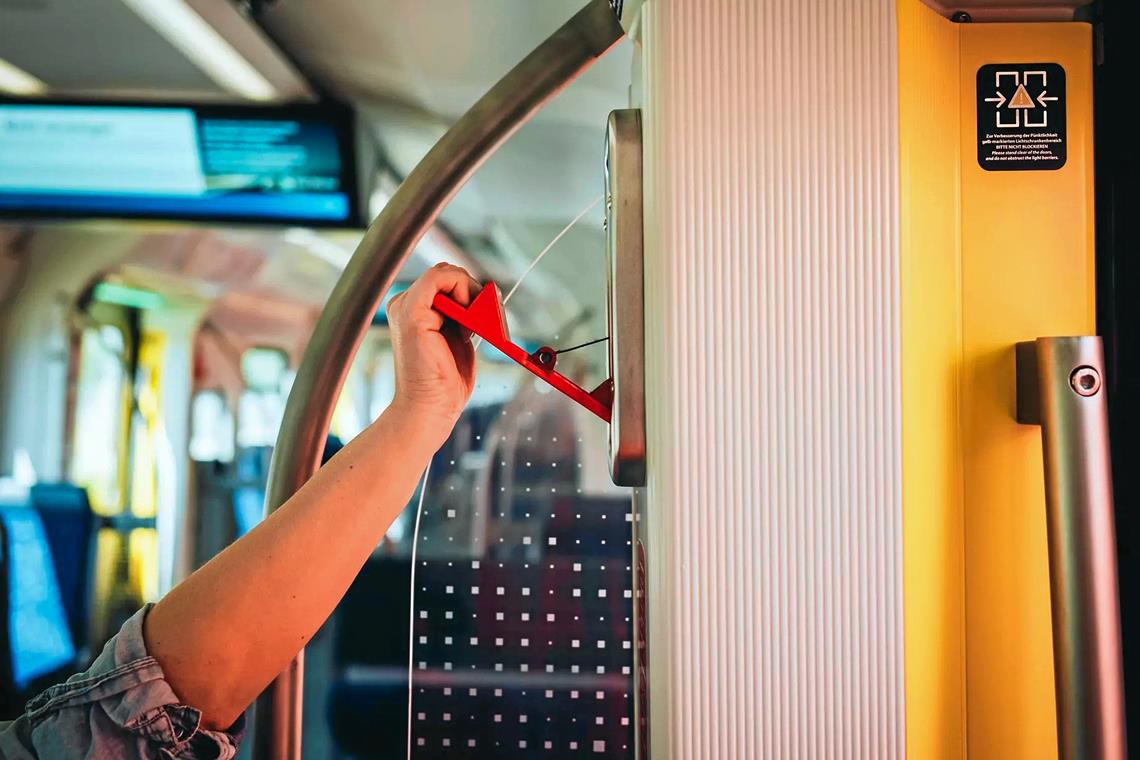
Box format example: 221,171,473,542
605,109,646,486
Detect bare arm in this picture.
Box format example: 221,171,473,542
143,264,481,730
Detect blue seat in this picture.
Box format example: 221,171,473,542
0,499,77,713
27,483,96,654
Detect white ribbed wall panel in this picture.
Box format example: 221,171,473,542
639,1,903,757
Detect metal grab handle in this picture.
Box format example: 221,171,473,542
251,3,624,758
1015,336,1127,760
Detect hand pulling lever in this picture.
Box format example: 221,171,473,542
434,284,614,422
1016,336,1127,760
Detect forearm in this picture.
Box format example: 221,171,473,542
144,404,440,730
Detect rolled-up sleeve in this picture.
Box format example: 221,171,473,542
0,605,245,759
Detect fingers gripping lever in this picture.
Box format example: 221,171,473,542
433,284,614,422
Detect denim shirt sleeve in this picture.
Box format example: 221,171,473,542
0,604,245,759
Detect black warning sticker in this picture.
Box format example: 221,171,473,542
977,63,1066,171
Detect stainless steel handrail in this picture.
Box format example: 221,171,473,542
1016,336,1127,760
251,3,624,757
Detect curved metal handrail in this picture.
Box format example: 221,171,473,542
252,3,624,756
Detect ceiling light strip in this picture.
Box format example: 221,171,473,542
120,0,278,101
0,57,47,96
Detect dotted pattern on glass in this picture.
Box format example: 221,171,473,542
407,369,634,757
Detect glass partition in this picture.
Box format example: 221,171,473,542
317,345,633,758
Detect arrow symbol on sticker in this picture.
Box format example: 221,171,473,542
1037,91,1058,107
985,91,1007,107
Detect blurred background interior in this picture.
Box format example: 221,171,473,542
0,1,636,756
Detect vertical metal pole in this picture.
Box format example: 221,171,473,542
251,3,624,758
1016,336,1127,760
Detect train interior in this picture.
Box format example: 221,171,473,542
1,0,1139,758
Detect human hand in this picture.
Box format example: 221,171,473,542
385,263,481,446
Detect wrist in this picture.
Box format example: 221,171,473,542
376,401,456,454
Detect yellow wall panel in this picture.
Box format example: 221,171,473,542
897,2,965,757
900,10,1094,758
959,23,1094,760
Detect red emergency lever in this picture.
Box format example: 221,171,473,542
432,284,613,422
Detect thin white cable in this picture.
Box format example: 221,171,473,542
405,193,601,756
501,194,602,306
406,458,431,760
474,194,603,351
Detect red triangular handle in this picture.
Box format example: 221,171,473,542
433,287,613,423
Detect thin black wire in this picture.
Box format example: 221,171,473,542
554,336,609,355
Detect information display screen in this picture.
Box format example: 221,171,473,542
0,101,360,226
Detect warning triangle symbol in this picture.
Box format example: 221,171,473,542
1009,83,1035,109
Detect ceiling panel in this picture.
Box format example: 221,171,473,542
259,0,628,117
0,0,229,98
261,0,632,258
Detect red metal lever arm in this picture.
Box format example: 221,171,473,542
432,284,613,422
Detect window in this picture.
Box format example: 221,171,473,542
69,324,128,514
